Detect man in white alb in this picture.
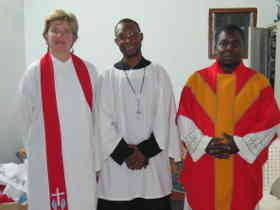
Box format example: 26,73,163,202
97,18,181,210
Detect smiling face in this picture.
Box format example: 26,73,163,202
215,30,243,72
115,22,143,58
44,20,77,56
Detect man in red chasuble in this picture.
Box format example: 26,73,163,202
177,24,280,210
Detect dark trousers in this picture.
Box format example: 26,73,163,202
97,195,172,210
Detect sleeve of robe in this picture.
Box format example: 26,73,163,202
177,82,212,162
98,70,124,161
137,133,162,158
233,75,280,164
86,62,103,172
15,63,38,148
152,67,181,162
111,134,161,164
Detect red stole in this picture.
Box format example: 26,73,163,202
40,52,93,210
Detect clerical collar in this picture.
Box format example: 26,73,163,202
114,57,151,70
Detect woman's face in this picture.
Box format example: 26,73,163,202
44,20,76,55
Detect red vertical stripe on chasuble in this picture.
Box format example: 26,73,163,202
178,86,215,210
232,86,280,210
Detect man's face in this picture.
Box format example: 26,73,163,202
215,31,243,68
115,22,143,58
44,20,76,55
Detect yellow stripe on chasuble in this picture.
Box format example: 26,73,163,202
234,73,270,124
187,74,216,123
214,74,236,210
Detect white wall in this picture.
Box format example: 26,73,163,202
0,1,276,162
24,0,277,101
0,0,25,162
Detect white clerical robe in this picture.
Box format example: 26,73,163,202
97,63,181,200
17,56,100,210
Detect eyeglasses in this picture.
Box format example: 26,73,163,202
116,32,141,41
49,29,73,37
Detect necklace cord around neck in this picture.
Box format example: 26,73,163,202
124,67,146,96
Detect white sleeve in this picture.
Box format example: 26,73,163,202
234,126,277,164
98,71,123,161
86,63,102,171
15,64,37,147
153,68,181,161
167,94,182,162
177,115,211,161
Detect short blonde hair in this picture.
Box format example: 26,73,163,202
43,9,79,37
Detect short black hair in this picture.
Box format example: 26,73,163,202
215,24,245,45
114,18,141,36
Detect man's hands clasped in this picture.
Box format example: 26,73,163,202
125,145,149,170
205,133,239,159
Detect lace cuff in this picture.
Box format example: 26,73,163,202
178,116,211,161
234,126,277,163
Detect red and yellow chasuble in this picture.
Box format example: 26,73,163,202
177,61,280,210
